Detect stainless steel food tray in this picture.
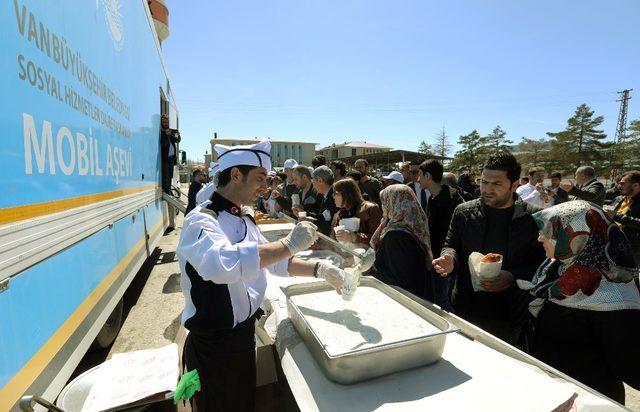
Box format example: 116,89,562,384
283,277,459,384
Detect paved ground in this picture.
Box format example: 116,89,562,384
107,219,185,357
70,197,188,410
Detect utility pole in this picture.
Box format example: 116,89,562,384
612,89,632,175
615,89,632,144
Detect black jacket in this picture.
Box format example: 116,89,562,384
458,174,479,199
612,193,640,262
427,184,464,257
605,186,621,203
160,128,180,160
298,186,319,215
441,196,546,320
310,187,338,236
373,231,430,299
552,187,569,205
408,181,429,213
568,178,606,206
185,181,203,215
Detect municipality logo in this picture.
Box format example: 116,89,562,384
97,0,124,51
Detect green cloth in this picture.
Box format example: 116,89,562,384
173,369,201,404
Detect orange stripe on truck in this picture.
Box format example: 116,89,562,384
0,185,159,225
0,219,164,410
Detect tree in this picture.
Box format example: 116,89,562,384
546,104,607,171
434,126,453,157
620,120,640,169
418,140,434,156
479,125,513,163
449,130,482,172
514,137,550,170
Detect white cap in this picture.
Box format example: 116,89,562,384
283,158,298,169
382,171,404,184
208,162,220,178
214,140,272,172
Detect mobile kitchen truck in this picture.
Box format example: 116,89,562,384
0,1,178,409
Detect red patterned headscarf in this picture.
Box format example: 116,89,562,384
531,200,637,298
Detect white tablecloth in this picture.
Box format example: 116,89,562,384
262,275,625,412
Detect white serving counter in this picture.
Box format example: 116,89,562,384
260,274,628,412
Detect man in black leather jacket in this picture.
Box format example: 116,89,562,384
433,153,545,346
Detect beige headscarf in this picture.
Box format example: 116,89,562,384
370,185,433,262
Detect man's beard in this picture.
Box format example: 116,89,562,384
481,192,512,208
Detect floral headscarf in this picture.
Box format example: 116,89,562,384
370,185,433,262
518,200,639,315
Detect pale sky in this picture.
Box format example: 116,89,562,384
162,0,640,162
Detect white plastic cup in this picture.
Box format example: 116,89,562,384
298,211,307,218
341,267,358,301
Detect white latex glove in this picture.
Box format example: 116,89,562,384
281,221,318,255
316,261,345,293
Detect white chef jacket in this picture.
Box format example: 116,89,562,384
517,182,552,208
178,192,290,333
195,182,216,205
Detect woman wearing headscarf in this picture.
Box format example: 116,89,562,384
518,200,640,404
369,185,434,299
331,179,382,246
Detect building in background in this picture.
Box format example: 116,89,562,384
316,141,391,161
203,152,212,167
210,136,317,168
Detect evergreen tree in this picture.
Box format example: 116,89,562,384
479,125,513,160
546,104,607,170
622,120,640,169
514,137,550,170
434,126,452,157
418,140,434,156
449,130,482,172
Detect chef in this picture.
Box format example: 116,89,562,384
177,140,345,411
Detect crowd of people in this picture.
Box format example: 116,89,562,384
182,143,640,407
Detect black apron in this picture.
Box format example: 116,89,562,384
183,310,262,412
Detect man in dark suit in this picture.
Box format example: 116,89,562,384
549,171,569,205
160,114,181,194
407,160,430,213
560,166,606,206
273,158,299,213
185,167,208,215
309,166,338,236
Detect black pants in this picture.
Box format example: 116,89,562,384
432,271,454,312
532,302,640,404
183,318,257,412
162,156,175,194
